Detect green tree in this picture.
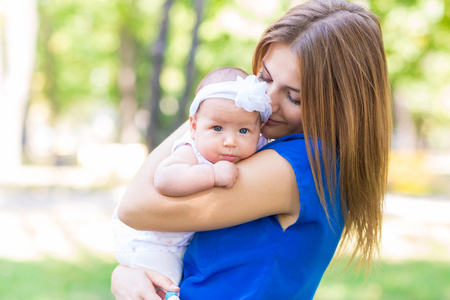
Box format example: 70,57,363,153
371,0,450,149
27,0,450,165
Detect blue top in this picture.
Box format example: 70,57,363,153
179,133,344,299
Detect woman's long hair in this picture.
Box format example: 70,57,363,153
253,0,392,270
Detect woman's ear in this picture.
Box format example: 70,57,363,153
189,115,197,140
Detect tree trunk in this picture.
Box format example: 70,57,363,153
146,0,174,150
118,27,139,143
0,0,38,175
392,90,417,150
174,0,205,130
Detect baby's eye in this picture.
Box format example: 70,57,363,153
239,128,249,134
213,126,222,132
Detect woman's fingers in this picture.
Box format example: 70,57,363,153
156,289,166,299
111,265,164,300
145,269,180,293
145,270,180,300
110,265,180,300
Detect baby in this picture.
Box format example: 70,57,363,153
112,67,271,300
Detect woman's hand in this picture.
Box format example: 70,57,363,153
111,265,180,300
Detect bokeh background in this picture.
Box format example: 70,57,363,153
0,0,449,299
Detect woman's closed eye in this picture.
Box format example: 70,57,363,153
258,72,271,83
287,92,301,105
259,71,301,105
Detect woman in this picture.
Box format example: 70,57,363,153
112,0,392,299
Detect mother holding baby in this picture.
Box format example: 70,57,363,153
112,0,392,299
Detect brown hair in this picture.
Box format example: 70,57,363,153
253,0,392,270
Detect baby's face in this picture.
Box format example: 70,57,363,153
190,98,262,164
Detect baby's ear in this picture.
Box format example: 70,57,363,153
189,115,197,139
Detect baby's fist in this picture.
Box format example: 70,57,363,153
213,161,239,188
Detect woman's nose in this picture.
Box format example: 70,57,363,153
266,84,280,112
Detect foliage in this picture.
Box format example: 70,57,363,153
370,0,450,149
35,0,154,119
31,0,296,147
30,0,450,159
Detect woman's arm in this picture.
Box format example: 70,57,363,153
118,135,299,232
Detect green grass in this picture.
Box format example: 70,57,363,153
316,259,450,300
0,253,116,300
1,253,449,300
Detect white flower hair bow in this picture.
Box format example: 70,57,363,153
189,75,272,122
234,75,272,123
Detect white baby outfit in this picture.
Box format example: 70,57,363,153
112,133,267,285
112,133,210,285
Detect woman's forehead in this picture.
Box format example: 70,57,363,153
262,43,301,91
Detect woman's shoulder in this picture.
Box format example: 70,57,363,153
262,133,305,147
261,133,306,150
260,133,309,164
261,134,340,208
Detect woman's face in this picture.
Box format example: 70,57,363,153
257,43,303,139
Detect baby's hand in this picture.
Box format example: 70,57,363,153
213,161,239,188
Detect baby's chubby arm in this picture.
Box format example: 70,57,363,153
154,145,238,196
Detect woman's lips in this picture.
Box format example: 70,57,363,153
266,118,282,125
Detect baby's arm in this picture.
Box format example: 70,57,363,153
154,145,238,197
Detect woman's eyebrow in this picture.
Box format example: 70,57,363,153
288,85,300,94
262,61,271,77
262,61,300,94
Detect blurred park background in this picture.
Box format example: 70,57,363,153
0,0,449,299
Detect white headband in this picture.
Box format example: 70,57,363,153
189,75,272,122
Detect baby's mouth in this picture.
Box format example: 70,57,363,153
221,154,237,162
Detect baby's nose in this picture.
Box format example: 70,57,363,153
223,134,237,147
